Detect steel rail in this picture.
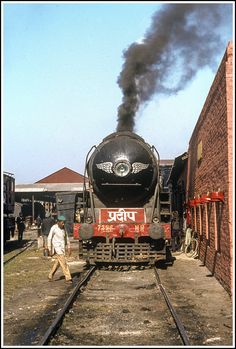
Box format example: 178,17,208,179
4,240,36,265
39,265,96,346
154,267,191,346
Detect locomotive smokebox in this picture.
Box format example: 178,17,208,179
88,131,158,206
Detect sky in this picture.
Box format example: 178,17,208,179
2,1,234,184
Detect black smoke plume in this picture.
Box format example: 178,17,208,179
116,3,232,132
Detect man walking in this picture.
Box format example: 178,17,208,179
47,215,72,283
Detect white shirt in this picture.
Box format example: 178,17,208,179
47,224,70,255
185,227,193,246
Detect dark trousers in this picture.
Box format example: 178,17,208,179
18,228,24,241
171,229,180,252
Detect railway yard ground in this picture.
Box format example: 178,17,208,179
2,229,234,347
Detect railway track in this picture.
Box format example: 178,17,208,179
154,267,190,345
4,240,36,265
38,264,190,346
39,266,97,345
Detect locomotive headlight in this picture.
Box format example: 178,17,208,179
152,217,159,223
86,216,93,223
113,160,131,177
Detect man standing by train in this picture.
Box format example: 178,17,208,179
47,215,72,283
16,213,25,241
41,212,55,250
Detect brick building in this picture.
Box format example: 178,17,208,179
15,167,86,225
170,42,233,294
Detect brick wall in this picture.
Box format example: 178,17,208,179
187,42,233,294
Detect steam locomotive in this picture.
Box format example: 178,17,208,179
57,131,172,264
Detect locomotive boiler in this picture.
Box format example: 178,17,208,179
58,131,172,264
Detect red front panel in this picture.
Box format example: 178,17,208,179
73,208,171,240
162,223,171,240
74,222,171,240
74,222,149,239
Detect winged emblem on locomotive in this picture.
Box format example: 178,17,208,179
96,162,113,173
131,162,149,173
96,162,149,174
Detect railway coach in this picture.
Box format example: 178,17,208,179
3,172,16,244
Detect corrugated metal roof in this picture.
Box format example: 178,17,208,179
15,182,89,202
15,183,87,192
15,183,86,193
